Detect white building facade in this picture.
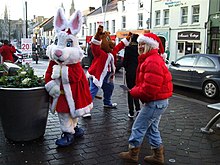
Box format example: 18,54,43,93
79,0,150,45
151,0,209,61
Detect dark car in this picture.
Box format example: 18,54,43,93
169,54,220,98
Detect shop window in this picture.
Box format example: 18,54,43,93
194,43,201,54
178,43,184,53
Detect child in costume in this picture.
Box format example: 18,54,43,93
45,8,93,147
83,25,131,117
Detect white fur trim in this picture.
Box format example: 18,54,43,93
68,10,82,36
73,102,93,118
121,38,130,46
91,53,113,87
137,35,159,49
63,82,76,117
61,66,69,84
51,65,61,79
91,36,101,45
54,8,68,33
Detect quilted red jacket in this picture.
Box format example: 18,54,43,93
130,49,173,103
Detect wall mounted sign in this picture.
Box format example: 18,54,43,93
178,31,200,40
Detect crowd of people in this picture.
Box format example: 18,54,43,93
74,25,173,164
1,8,173,164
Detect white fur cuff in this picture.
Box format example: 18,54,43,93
61,66,69,84
91,36,101,45
45,80,57,92
121,38,130,46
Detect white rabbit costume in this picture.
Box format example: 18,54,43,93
45,8,93,146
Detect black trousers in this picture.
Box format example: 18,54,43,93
125,72,140,115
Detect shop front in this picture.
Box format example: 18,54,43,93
176,31,201,59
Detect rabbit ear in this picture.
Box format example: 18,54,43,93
68,10,82,36
54,8,68,33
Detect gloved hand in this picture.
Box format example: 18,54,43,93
126,32,132,41
51,65,61,79
48,85,61,98
94,25,104,40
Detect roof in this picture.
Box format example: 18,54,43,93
87,0,118,16
42,16,54,31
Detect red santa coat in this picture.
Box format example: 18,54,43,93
45,61,93,118
0,44,16,63
130,49,173,103
87,38,129,87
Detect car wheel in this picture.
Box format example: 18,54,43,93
203,81,219,98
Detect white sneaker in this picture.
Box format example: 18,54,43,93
103,103,117,109
128,113,135,118
82,113,91,118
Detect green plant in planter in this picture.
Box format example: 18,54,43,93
0,64,45,88
0,64,5,71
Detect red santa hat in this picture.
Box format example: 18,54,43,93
137,33,165,54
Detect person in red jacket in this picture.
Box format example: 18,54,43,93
0,40,16,63
119,33,173,164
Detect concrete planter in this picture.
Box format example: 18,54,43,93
0,87,49,141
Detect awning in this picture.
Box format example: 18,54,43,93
116,29,150,38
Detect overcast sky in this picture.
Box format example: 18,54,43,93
0,0,101,20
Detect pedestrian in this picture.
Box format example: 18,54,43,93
0,40,16,63
119,32,173,164
123,33,140,118
87,41,94,67
83,25,131,118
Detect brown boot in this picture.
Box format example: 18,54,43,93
144,145,164,165
119,147,140,162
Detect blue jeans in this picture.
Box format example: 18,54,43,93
89,72,114,105
128,99,168,148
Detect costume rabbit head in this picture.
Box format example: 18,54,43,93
46,8,84,65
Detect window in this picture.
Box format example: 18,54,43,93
196,57,215,68
176,55,196,66
93,23,96,35
163,9,169,25
181,7,188,24
139,0,143,9
138,13,143,28
106,21,109,31
122,16,126,29
155,10,160,26
89,23,92,35
122,1,125,11
192,5,200,23
112,20,115,33
82,26,85,36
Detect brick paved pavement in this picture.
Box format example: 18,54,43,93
0,75,220,165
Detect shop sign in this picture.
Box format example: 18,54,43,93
177,31,200,40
